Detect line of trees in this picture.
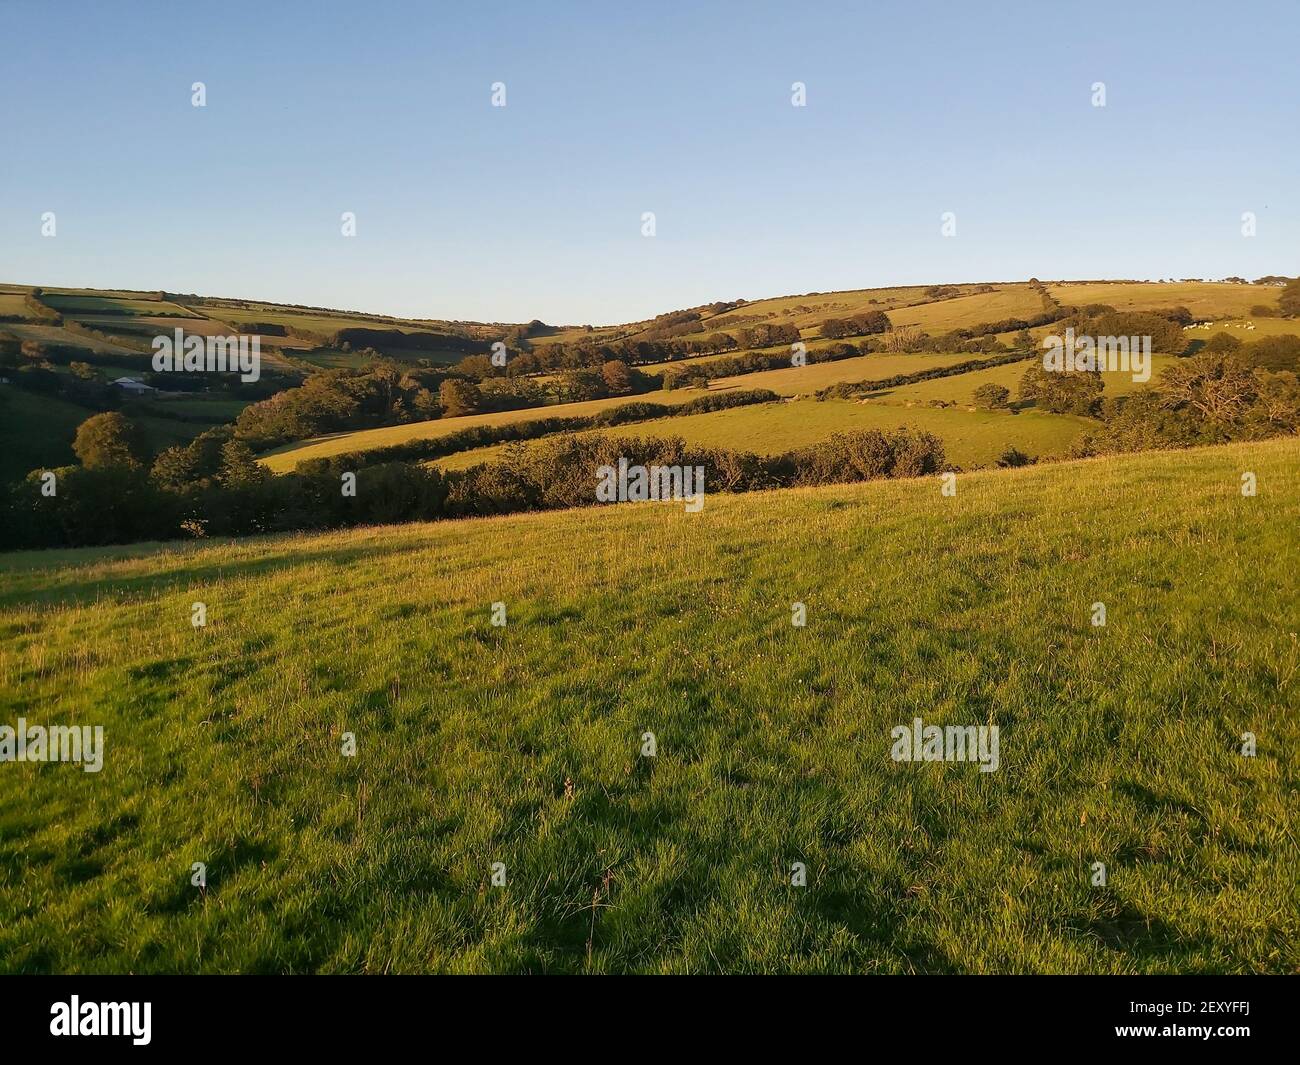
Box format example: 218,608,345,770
0,409,943,549
820,311,892,338
1072,351,1300,455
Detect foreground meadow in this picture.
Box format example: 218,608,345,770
0,439,1296,973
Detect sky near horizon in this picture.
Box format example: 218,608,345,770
1,0,1296,325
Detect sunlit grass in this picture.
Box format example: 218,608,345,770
1,438,1296,973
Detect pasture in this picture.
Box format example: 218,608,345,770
1,437,1294,973
434,398,1092,472
1048,281,1278,319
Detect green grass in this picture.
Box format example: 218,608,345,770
436,398,1092,471
707,352,985,395
43,295,201,318
0,388,92,482
149,396,251,419
0,389,215,484
1,438,1295,973
867,356,1179,405
1184,317,1300,342
0,323,140,355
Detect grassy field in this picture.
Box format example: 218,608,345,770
866,356,1179,406
0,388,93,483
42,295,202,318
889,285,1048,334
1049,281,1279,318
260,387,710,471
1,437,1295,973
265,356,1030,473
0,322,141,355
0,294,32,318
436,398,1093,472
707,352,986,395
699,284,977,334
0,387,218,484
1184,317,1300,340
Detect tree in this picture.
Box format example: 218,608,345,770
1018,365,1104,415
1202,331,1242,355
997,446,1032,468
219,439,270,488
600,359,634,394
438,378,482,418
973,383,1010,409
554,369,606,403
73,412,151,470
855,310,892,334
151,427,232,491
1251,370,1300,432
1278,278,1300,317
1159,353,1257,425
1244,334,1300,371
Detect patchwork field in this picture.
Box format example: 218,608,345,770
260,386,711,471
435,398,1092,472
2,437,1295,973
707,352,989,395
697,284,977,335
888,285,1049,333
0,323,140,355
42,295,202,319
865,356,1179,406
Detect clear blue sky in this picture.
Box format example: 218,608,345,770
1,0,1295,324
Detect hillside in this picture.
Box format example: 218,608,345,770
252,279,1297,477
1,437,1295,973
6,276,1297,488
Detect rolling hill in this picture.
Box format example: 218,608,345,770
1,437,1294,973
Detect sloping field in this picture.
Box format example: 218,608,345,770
77,315,235,336
260,387,711,471
889,285,1048,333
0,294,31,317
1049,282,1278,318
43,295,202,318
708,353,986,395
0,323,140,356
435,398,1092,471
700,284,970,335
1,438,1295,973
1184,317,1300,340
0,388,92,483
865,356,1180,406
